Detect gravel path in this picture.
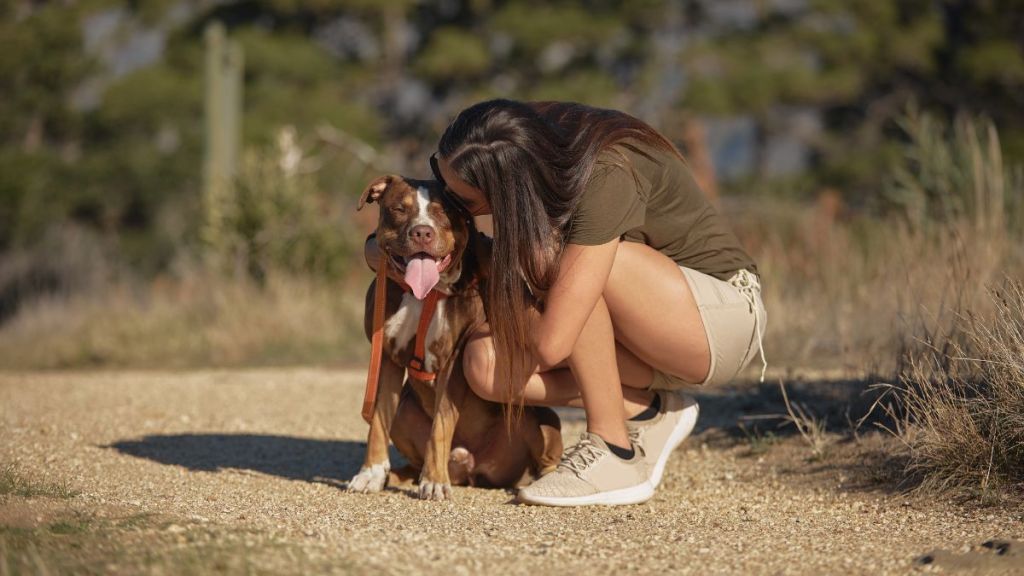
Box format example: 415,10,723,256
2,369,1022,575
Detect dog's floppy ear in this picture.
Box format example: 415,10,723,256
358,175,395,210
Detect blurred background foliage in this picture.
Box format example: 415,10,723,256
1,0,1023,368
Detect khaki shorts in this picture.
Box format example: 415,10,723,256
649,267,767,389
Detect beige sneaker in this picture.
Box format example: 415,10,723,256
516,432,653,506
626,390,699,489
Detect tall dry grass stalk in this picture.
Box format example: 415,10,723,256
778,379,831,460
886,107,1023,236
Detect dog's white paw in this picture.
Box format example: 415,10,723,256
418,479,452,501
347,463,389,493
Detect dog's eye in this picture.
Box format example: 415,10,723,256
390,206,407,215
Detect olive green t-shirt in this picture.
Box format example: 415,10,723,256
568,140,757,281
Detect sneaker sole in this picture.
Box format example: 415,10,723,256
649,395,699,489
517,480,655,507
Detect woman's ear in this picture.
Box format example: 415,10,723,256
357,175,395,210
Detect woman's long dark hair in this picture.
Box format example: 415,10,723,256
437,99,682,403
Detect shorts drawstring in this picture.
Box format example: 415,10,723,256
729,269,767,383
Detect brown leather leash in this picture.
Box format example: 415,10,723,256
361,257,390,423
361,256,448,424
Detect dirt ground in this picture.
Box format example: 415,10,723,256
2,369,1022,575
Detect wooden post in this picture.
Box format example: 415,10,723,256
202,21,244,258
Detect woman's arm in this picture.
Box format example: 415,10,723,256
532,239,618,367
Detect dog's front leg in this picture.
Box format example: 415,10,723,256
418,375,460,500
348,358,404,493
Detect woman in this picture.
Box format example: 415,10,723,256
368,99,766,506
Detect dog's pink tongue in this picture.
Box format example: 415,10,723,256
404,256,440,300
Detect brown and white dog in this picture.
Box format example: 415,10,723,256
347,175,562,500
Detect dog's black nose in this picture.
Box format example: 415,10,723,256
409,225,435,246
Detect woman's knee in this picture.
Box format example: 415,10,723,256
462,329,502,402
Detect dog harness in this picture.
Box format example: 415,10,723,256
361,256,449,424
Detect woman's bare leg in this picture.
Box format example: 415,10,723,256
464,240,709,447
603,241,711,383
562,295,631,446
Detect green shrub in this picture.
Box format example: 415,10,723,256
205,127,355,282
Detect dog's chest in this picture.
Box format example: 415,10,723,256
384,292,448,374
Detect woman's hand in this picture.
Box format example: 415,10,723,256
531,239,618,367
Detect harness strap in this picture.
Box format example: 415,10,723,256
407,289,443,382
361,256,390,424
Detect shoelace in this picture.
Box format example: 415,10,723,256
729,269,768,383
558,435,603,476
627,427,641,445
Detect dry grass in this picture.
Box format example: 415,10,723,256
778,379,831,460
0,271,369,369
880,111,1023,500
728,110,1024,501
728,198,1013,375
737,109,1023,374
842,110,1024,501
885,280,1024,498
0,464,79,500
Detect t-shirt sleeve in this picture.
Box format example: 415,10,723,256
568,162,647,245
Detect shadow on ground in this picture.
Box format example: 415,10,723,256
691,374,896,440
684,374,917,495
105,434,397,487
108,375,899,492
556,374,896,440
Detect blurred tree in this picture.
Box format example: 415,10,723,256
1,0,1022,279
0,2,90,249
234,27,380,145
415,26,491,82
943,0,1024,159
681,0,1023,198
